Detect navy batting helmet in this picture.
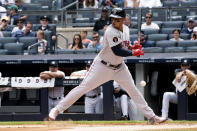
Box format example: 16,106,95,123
110,8,126,19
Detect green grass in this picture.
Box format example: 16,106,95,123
0,120,196,125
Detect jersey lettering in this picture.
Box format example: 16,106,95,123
120,41,130,47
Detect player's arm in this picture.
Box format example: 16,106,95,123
111,43,144,57
40,72,51,80
46,72,65,78
175,71,184,83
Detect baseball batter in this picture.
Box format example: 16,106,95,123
49,8,166,124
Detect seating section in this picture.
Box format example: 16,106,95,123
4,43,24,55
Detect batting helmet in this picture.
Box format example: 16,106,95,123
110,8,126,19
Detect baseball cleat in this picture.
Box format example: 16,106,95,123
48,107,59,121
148,115,167,125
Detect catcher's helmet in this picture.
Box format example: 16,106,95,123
110,8,125,18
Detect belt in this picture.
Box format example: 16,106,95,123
86,93,101,98
49,96,62,100
101,60,122,69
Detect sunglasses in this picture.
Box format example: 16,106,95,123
74,38,80,40
93,36,99,39
146,16,152,19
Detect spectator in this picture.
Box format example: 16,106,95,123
70,61,103,114
80,30,92,46
101,0,117,8
1,0,14,8
123,14,131,27
113,81,137,120
141,13,160,30
0,16,12,31
38,16,56,42
36,30,47,54
181,18,195,35
170,29,184,42
161,60,191,120
40,61,65,112
138,0,162,8
191,27,197,40
124,0,139,8
83,0,99,8
88,31,102,51
93,7,110,32
11,18,25,35
0,2,7,18
132,31,152,48
8,4,20,25
15,0,27,21
12,21,35,37
68,34,85,50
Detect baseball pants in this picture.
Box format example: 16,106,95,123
48,97,63,112
55,57,155,119
85,94,103,113
161,92,178,118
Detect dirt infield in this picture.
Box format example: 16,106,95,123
0,121,197,131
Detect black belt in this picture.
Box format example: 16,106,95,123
49,96,62,100
86,93,101,98
101,60,122,69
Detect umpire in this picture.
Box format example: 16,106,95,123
40,61,65,112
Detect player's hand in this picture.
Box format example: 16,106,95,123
132,49,144,57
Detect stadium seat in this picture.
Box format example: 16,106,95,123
142,29,159,35
180,1,197,7
154,21,163,28
185,46,197,52
0,49,8,55
169,33,190,40
164,47,184,53
148,34,168,41
163,1,179,7
7,25,16,31
177,40,197,47
152,8,167,21
130,28,138,35
0,37,17,45
155,40,176,47
170,9,187,21
76,48,97,54
162,21,183,28
142,47,163,53
161,28,180,34
55,49,74,54
0,43,2,49
130,22,138,29
130,34,138,41
4,43,24,55
18,37,38,50
2,31,11,37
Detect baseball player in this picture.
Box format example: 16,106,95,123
113,81,137,120
49,8,166,124
161,60,191,120
70,62,103,114
40,61,65,112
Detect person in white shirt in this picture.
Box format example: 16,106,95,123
170,29,184,42
124,0,139,8
138,0,162,8
141,13,160,30
11,18,25,34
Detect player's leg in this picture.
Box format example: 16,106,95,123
49,60,112,120
161,92,177,119
113,63,155,119
95,95,103,113
85,97,95,113
120,94,129,119
113,63,166,123
128,98,137,120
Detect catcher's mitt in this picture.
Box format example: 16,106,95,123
184,69,197,95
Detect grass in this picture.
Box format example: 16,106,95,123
0,120,196,125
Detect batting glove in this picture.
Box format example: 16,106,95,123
132,49,144,57
129,44,142,50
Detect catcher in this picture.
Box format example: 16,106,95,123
161,59,192,120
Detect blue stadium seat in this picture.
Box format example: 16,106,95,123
148,34,168,41
2,31,11,37
130,22,138,29
0,49,8,55
164,47,184,53
0,43,2,49
55,49,74,54
0,37,17,45
161,28,180,34
142,47,163,53
76,48,97,54
178,40,197,47
142,29,159,35
4,43,24,55
162,21,183,28
130,34,138,41
168,33,190,40
18,37,38,50
180,1,197,7
130,29,138,35
155,40,176,47
163,1,179,7
185,46,197,52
